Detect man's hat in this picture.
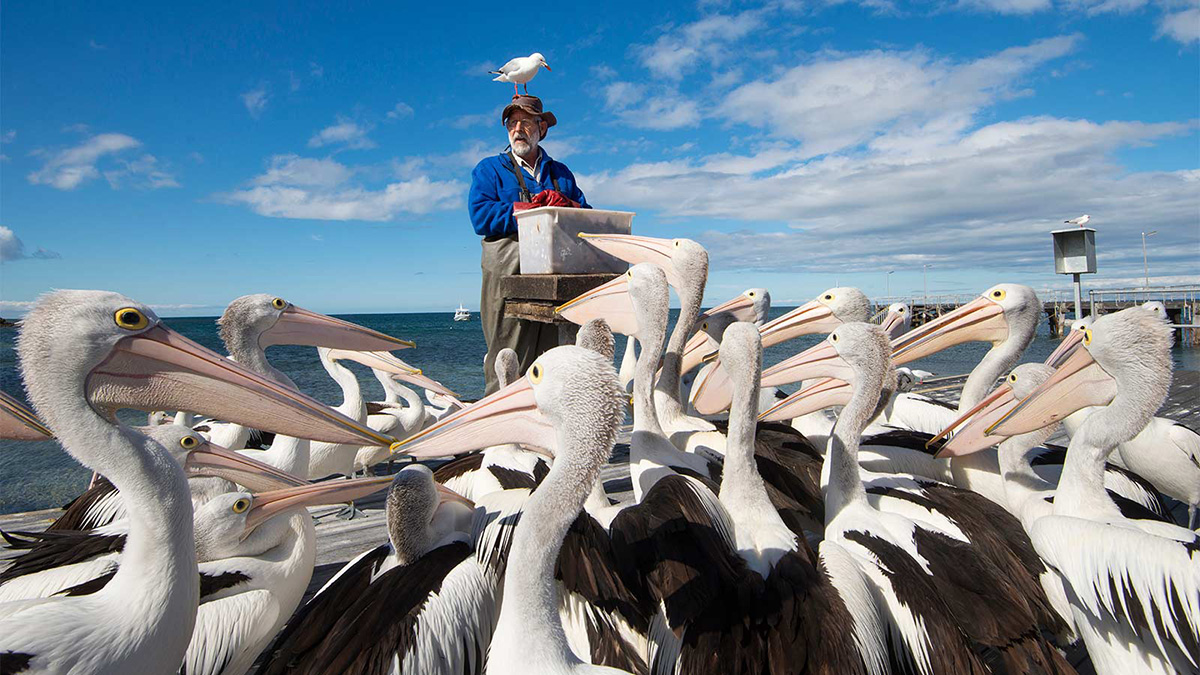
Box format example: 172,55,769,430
502,95,557,135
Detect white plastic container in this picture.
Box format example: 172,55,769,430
515,207,635,274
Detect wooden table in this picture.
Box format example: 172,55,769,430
501,273,620,344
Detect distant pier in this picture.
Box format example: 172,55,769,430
875,284,1200,345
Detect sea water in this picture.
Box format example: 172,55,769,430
1,308,1196,514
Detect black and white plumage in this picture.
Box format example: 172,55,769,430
988,306,1200,674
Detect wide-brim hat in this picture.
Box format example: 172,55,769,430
502,95,557,135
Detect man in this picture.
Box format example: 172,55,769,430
468,95,590,394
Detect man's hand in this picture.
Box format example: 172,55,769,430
513,190,581,211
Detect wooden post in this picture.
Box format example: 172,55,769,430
501,273,621,346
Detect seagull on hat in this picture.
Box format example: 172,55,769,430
1064,214,1090,226
489,52,551,96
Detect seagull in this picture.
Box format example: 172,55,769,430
490,52,550,96
1064,214,1090,226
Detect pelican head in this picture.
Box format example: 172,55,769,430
578,234,708,298
933,363,1055,457
991,306,1172,438
393,345,624,461
890,283,1038,365
575,318,615,360
324,347,458,398
140,423,305,491
219,293,413,357
495,347,521,388
387,464,475,565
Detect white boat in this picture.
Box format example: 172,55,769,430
453,304,471,321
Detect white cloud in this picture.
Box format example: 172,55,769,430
386,102,414,120
0,226,61,262
637,11,766,80
581,117,1198,278
719,35,1079,156
2,130,15,143
308,119,376,149
602,81,702,130
310,62,324,78
1158,7,1200,43
224,154,464,221
26,133,176,190
956,0,1053,14
241,87,269,118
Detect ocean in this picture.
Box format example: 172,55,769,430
2,308,1197,515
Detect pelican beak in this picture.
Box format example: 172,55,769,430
556,274,639,336
577,234,680,286
391,375,553,458
436,483,476,508
879,310,907,339
261,304,415,351
690,359,734,415
329,349,458,397
681,330,721,375
184,442,307,491
758,299,840,349
930,384,1015,458
761,339,854,389
759,377,851,422
988,345,1116,437
87,324,396,447
701,294,758,324
1044,329,1086,369
0,392,53,440
890,295,1007,365
244,475,393,533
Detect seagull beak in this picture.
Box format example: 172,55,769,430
577,234,680,286
184,442,308,491
1044,328,1086,369
391,375,553,458
930,384,1015,457
244,476,394,533
261,304,415,351
988,345,1116,437
556,274,639,336
758,299,840,349
761,339,855,389
759,377,851,422
0,392,53,440
329,349,458,397
542,62,551,70
86,324,396,447
890,295,1007,365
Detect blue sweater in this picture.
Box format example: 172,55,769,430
468,150,590,238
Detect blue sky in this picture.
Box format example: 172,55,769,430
2,0,1197,316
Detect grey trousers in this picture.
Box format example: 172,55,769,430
480,235,558,394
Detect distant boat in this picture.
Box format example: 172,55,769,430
454,304,471,322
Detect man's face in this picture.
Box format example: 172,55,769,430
506,111,544,157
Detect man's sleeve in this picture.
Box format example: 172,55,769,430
468,161,516,237
558,164,591,209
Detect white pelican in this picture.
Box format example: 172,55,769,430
396,345,632,673
0,290,392,673
255,465,496,675
353,354,457,474
986,306,1199,674
677,287,770,376
770,322,1072,673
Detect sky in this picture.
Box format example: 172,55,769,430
1,0,1197,316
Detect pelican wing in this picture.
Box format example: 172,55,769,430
45,477,124,532
1031,515,1200,669
0,530,125,602
183,588,277,675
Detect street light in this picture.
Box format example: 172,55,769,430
922,264,932,308
886,270,894,298
1142,230,1157,289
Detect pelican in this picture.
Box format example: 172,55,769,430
0,290,393,673
677,287,770,376
0,425,304,604
395,345,632,673
985,306,1199,674
771,322,1072,673
353,354,457,474
256,465,496,675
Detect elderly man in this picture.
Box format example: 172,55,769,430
468,95,590,394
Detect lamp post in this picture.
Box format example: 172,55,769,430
886,270,894,298
922,264,932,308
1142,230,1157,289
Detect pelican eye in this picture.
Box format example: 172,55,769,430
1083,329,1093,346
627,271,633,278
748,291,756,297
529,363,543,384
231,498,250,514
673,240,680,247
830,333,839,343
701,321,709,330
1008,373,1018,383
898,307,905,313
179,435,199,449
990,288,1007,301
113,307,149,330
271,297,287,310
823,294,834,302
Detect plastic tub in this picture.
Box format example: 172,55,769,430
515,207,635,274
